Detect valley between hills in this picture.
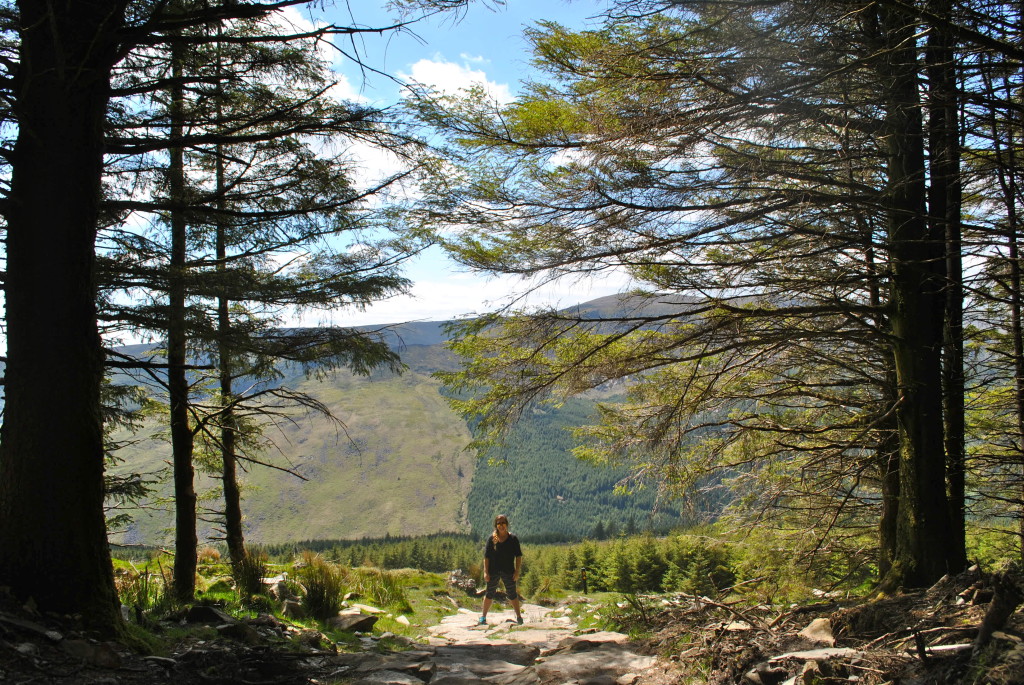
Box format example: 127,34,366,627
108,299,683,548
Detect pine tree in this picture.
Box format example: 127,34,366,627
408,0,1020,588
629,535,667,592
562,546,580,590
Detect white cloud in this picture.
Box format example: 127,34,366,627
263,6,371,105
399,55,513,104
286,263,635,328
325,73,371,104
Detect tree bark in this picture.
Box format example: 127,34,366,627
878,2,955,590
169,27,198,602
216,139,246,566
0,0,128,632
927,0,967,574
878,417,901,580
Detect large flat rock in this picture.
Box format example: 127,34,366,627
534,643,657,683
434,643,541,666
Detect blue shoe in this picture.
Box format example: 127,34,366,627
478,615,487,625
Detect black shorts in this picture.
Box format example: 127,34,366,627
484,571,519,600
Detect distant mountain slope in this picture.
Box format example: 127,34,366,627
468,397,682,541
111,359,477,545
108,295,699,545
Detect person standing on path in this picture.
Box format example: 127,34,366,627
479,514,523,625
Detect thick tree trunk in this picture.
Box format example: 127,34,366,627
169,33,198,602
877,415,901,580
927,0,967,574
878,3,955,590
0,0,128,632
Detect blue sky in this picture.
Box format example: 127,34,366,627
281,0,628,328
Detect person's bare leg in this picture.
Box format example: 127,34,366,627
512,597,522,622
480,597,492,622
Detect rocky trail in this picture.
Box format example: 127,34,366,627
325,602,660,685
0,588,664,685
6,565,1024,684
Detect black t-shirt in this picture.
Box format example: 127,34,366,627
484,533,522,574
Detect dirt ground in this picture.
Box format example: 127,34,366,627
3,567,1024,684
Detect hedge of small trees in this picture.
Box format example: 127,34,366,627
265,532,738,595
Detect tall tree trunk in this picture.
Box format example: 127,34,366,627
1009,204,1024,561
877,2,954,590
211,27,246,566
216,142,246,566
927,0,967,572
877,424,901,580
219,337,245,565
0,0,128,632
169,29,198,602
861,200,900,578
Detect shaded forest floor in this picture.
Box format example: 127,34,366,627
631,565,1024,684
2,566,1024,684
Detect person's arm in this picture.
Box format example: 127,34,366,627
483,538,492,582
513,554,522,582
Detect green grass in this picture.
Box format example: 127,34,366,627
112,554,467,657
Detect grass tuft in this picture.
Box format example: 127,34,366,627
351,567,413,613
232,547,269,599
297,551,347,620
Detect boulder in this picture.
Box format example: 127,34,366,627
216,621,262,645
329,612,379,633
430,676,489,685
185,605,237,625
282,599,306,619
61,639,123,668
534,643,656,683
797,618,835,646
350,603,386,614
435,643,541,666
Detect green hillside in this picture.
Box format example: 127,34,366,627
109,301,698,547
467,396,682,541
110,359,477,545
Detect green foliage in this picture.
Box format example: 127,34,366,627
967,523,1019,571
407,0,991,591
297,552,347,621
232,547,270,600
274,533,481,573
661,536,735,596
629,535,668,592
466,397,687,541
350,567,413,613
116,564,170,615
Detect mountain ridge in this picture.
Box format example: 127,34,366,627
108,293,693,545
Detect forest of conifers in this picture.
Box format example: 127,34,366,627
0,0,1021,637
